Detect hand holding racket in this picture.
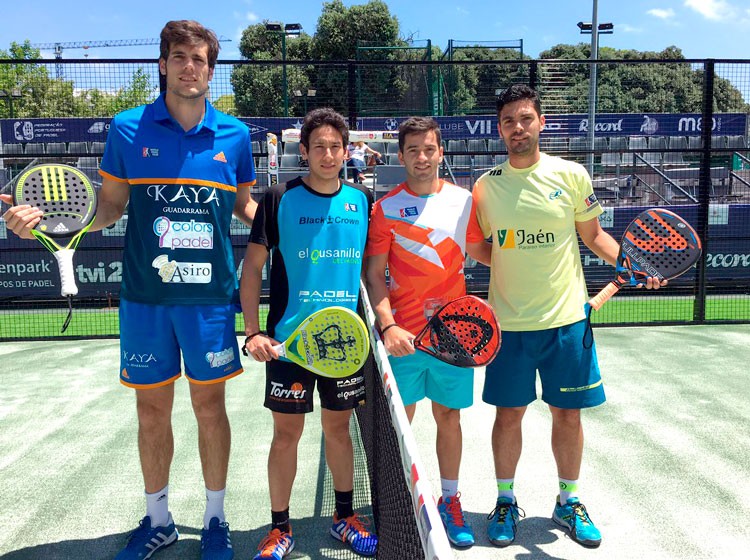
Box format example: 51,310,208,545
384,295,501,368
5,164,97,332
243,306,370,378
588,208,701,311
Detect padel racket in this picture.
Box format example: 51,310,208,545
12,164,97,332
244,306,370,378
588,208,701,311
412,295,501,368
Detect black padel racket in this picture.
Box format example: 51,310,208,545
13,164,97,332
413,295,501,368
588,208,702,311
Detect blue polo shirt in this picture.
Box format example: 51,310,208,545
100,93,256,305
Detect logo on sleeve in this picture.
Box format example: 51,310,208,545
344,202,358,212
585,193,599,207
399,206,418,218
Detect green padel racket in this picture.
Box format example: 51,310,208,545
275,306,370,378
12,164,97,332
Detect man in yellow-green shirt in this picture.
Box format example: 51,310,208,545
470,84,663,550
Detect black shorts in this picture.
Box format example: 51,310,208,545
264,359,366,413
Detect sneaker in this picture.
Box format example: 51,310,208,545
253,528,295,560
200,517,233,560
437,493,475,547
330,512,378,556
486,497,524,548
552,497,602,548
115,514,178,560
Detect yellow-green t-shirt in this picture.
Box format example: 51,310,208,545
472,153,603,331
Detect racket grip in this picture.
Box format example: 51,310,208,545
272,343,286,359
54,249,79,297
588,282,620,311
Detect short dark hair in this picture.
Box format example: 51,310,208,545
495,84,542,118
160,20,220,68
398,117,442,153
300,108,349,149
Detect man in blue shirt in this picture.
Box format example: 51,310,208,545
2,20,256,560
241,108,378,559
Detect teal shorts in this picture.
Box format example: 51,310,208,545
482,318,605,409
119,299,243,388
389,351,474,409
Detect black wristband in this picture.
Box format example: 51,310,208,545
381,323,399,334
242,331,265,356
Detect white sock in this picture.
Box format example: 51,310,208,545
145,485,170,527
441,478,459,500
497,478,515,502
204,487,226,528
559,478,579,504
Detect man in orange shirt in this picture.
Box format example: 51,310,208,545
365,116,487,548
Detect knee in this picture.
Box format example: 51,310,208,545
433,407,461,431
136,397,172,430
494,407,526,429
551,407,581,429
322,419,352,446
272,424,304,451
191,391,227,425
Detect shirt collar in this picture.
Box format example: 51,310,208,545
151,92,218,135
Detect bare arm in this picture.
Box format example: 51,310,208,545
239,241,279,360
365,253,415,356
89,177,130,231
233,187,257,226
467,240,492,267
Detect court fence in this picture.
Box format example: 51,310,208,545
1,57,749,339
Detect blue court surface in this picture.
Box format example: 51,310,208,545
0,324,748,559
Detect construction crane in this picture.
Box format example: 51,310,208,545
30,37,231,78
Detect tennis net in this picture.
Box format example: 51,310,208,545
354,287,453,560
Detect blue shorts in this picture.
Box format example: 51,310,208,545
119,299,243,388
482,319,605,409
390,351,473,409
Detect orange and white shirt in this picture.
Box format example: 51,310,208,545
367,180,485,335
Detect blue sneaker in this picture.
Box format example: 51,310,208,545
330,512,378,556
487,497,524,547
200,517,233,560
552,497,602,548
253,528,294,559
115,514,178,560
437,494,475,547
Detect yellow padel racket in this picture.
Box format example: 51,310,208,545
12,164,97,332
276,306,370,378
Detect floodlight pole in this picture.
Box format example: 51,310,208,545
588,0,599,178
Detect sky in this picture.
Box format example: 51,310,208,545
1,0,749,61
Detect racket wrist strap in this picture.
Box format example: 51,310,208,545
242,331,266,357
381,322,399,334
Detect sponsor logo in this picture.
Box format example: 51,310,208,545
465,119,494,135
549,189,563,200
399,206,418,218
121,368,129,379
87,121,108,134
270,381,307,401
298,215,361,226
344,202,358,212
142,147,160,157
384,118,399,131
298,289,359,303
336,376,364,388
337,386,366,400
489,168,503,176
496,228,556,250
122,351,157,369
206,347,235,368
578,118,623,133
151,255,212,283
585,193,599,207
153,216,214,250
213,151,227,163
640,115,659,135
14,121,34,141
678,116,722,133
0,260,52,277
706,253,750,268
147,185,220,206
52,223,69,234
297,247,362,265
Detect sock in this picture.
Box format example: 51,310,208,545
145,485,169,528
497,478,515,502
334,489,354,519
441,478,459,500
559,478,579,504
204,487,226,529
271,509,291,534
